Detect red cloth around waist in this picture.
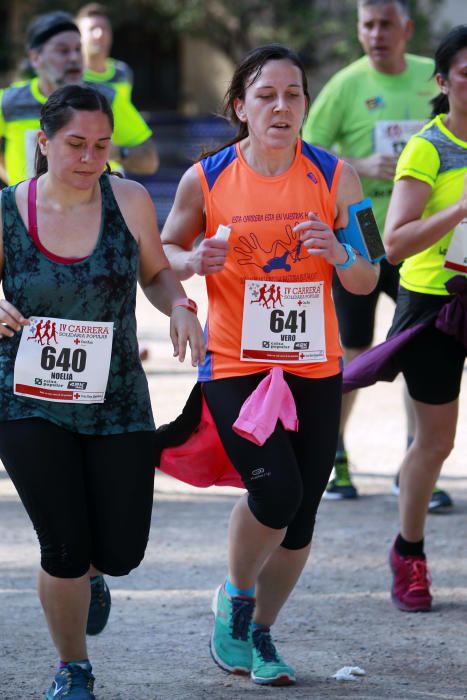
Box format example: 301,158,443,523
158,393,243,488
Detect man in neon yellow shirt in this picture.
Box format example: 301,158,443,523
76,3,133,101
0,10,158,185
303,0,451,510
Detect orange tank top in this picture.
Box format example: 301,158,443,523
196,139,344,381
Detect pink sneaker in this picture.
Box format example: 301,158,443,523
389,542,432,612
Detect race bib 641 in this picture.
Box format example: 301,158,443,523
241,280,326,363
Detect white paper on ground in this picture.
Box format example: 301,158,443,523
332,666,366,681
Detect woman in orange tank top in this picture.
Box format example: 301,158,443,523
162,44,379,686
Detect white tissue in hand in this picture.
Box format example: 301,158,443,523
215,224,231,241
332,666,366,681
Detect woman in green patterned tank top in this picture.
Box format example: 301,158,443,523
0,84,205,700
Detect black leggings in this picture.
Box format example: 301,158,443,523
333,259,399,348
0,419,156,578
204,372,342,550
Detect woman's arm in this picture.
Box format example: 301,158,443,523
0,194,3,281
0,193,29,337
294,162,380,294
110,178,205,366
161,166,229,280
384,174,467,265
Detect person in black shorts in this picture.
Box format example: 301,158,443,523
384,25,467,611
303,0,452,510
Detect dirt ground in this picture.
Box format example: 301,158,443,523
1,278,466,700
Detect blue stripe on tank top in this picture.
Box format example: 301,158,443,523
301,141,338,192
201,144,237,191
198,351,213,381
197,323,213,381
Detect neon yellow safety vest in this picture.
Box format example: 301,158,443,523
0,77,151,184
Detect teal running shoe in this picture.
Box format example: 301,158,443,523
45,662,95,699
86,575,111,635
251,627,296,686
210,583,255,675
324,451,358,500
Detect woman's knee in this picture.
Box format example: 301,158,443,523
416,430,456,465
248,478,303,530
421,440,454,465
40,542,90,578
40,540,148,579
93,542,149,577
414,400,458,464
281,514,316,550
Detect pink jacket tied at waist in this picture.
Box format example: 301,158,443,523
233,367,299,446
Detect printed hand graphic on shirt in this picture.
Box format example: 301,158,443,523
234,224,308,273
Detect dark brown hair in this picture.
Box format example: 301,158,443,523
35,84,114,176
431,25,467,117
201,44,310,159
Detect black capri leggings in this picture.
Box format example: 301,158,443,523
204,371,342,550
0,419,156,578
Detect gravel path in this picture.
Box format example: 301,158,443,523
1,280,466,700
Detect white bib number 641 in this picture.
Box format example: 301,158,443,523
269,309,307,334
241,280,326,363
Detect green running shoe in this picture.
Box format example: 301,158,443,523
324,451,358,500
392,472,453,514
428,486,454,513
251,627,296,686
210,583,255,675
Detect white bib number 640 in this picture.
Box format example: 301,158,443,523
14,316,113,403
40,346,87,372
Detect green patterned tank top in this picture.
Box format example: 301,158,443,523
0,174,155,434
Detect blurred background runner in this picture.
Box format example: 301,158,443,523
303,0,452,512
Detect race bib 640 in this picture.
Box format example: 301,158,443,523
14,316,114,403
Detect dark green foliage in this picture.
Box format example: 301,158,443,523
5,0,443,79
